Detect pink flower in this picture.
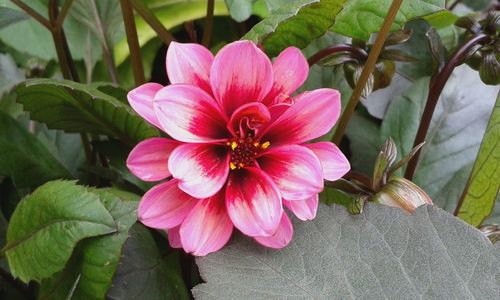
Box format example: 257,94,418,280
126,40,350,256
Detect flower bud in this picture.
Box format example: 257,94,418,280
372,176,433,214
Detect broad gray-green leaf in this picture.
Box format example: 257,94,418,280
225,0,255,22
4,181,116,283
243,0,347,56
194,203,500,299
0,111,71,188
0,6,28,29
15,79,158,144
39,188,138,300
0,53,24,97
345,112,381,175
107,224,189,300
456,91,500,226
331,0,445,41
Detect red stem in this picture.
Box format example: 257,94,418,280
307,44,368,66
404,33,491,180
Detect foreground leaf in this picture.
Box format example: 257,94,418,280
243,0,347,56
0,7,28,29
456,91,500,226
195,203,500,298
15,79,158,144
0,111,71,188
107,224,189,300
4,181,116,283
39,189,139,300
332,0,445,41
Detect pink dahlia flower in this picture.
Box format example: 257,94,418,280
126,40,350,256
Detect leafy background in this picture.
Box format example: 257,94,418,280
0,0,499,299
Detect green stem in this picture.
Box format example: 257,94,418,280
202,0,215,47
130,0,176,46
120,0,145,85
331,0,403,145
404,33,491,180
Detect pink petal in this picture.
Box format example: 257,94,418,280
128,82,163,128
167,226,182,249
254,213,293,249
138,180,198,229
228,102,271,137
284,194,318,221
154,84,229,143
210,40,273,115
263,47,309,105
257,145,323,200
305,142,350,181
262,88,341,146
180,192,233,256
226,167,282,237
168,143,230,198
166,42,213,94
126,137,179,181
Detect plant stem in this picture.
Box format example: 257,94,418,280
130,0,176,46
56,0,74,27
48,0,79,82
202,0,215,47
404,33,490,180
448,0,462,10
331,0,403,145
89,0,119,84
308,44,368,66
11,0,51,29
120,0,145,85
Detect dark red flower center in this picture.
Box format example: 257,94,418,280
227,133,269,170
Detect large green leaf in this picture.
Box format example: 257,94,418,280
331,0,445,41
4,181,116,283
107,224,189,300
243,0,347,56
0,53,24,97
225,0,255,22
38,188,139,300
0,111,71,188
194,203,500,298
0,6,28,29
15,79,158,144
114,0,229,65
456,92,500,226
0,1,102,62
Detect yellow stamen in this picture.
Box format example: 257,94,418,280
261,141,270,149
230,141,238,150
230,162,237,170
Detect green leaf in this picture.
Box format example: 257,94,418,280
114,0,229,65
456,91,500,226
225,0,255,22
4,181,116,283
39,188,139,300
0,1,102,62
0,111,71,188
243,0,347,56
345,112,381,175
195,203,500,298
93,140,154,192
15,79,158,144
107,224,189,300
331,0,445,41
0,6,28,29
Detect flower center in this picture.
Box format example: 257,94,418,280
227,134,270,170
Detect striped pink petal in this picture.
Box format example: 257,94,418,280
127,137,179,181
128,82,163,128
284,194,318,221
305,142,350,181
254,213,293,249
